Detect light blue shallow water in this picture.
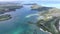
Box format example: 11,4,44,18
0,5,49,34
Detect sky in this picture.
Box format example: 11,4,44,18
0,0,60,1
0,0,60,8
0,0,18,1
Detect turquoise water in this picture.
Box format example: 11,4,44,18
0,5,49,34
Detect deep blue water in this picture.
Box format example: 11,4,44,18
0,5,49,34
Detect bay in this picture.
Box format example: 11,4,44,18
0,5,49,34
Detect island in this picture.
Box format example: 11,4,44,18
0,14,11,21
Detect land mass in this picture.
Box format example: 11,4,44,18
0,2,23,14
0,14,11,21
31,4,60,34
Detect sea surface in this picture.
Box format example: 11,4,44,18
0,5,49,34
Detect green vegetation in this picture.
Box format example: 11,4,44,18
37,17,60,34
0,14,11,21
36,6,60,34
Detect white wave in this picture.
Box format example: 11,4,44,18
40,28,44,32
40,28,52,34
25,13,39,18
